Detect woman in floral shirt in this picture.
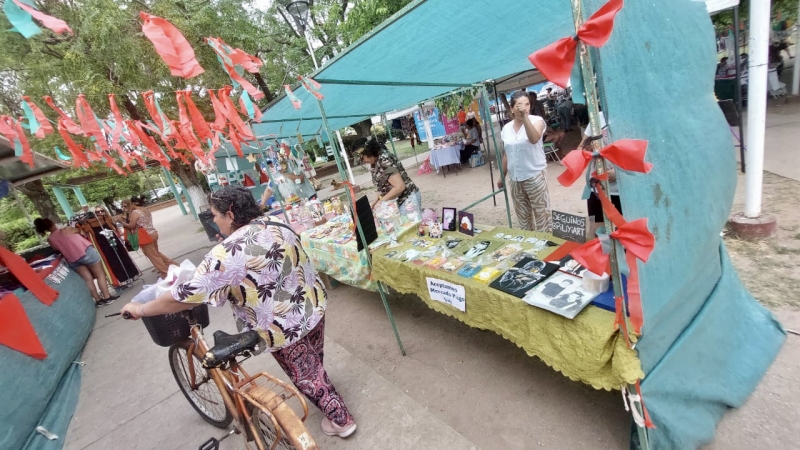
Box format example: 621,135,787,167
121,186,356,438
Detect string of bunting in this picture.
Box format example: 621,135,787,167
531,0,655,429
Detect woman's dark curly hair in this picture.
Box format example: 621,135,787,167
209,186,263,230
360,137,386,159
33,217,54,235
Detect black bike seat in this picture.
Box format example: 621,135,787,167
203,330,261,368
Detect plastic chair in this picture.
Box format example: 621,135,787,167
543,143,561,162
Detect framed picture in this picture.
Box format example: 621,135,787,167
523,272,599,319
458,211,474,236
442,207,457,231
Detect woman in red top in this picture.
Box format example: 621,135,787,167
34,218,117,306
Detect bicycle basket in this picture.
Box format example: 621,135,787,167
142,304,210,347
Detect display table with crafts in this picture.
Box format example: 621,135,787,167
295,214,416,292
371,226,643,390
429,143,462,175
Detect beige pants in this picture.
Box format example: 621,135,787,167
510,171,552,232
140,232,176,277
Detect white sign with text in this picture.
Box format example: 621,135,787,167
426,278,466,312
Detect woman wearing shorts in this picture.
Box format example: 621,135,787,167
34,217,118,307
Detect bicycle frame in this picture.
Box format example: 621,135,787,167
182,313,311,450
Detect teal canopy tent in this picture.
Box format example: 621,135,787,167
254,1,784,449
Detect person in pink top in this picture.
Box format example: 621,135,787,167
34,218,117,307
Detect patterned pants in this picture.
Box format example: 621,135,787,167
271,318,353,426
510,171,552,232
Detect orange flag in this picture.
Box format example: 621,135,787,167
140,12,204,79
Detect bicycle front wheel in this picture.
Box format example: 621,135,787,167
169,342,232,428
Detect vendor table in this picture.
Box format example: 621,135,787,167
294,215,415,292
429,144,462,176
371,227,643,391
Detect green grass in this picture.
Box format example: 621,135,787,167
386,140,430,162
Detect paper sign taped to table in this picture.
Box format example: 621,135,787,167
426,277,466,312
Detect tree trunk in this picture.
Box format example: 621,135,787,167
352,118,373,138
252,73,275,103
16,179,61,223
169,158,209,211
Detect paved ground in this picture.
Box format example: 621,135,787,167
64,94,800,449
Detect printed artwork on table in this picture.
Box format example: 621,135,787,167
384,250,399,260
462,240,491,259
444,237,463,249
442,207,457,232
512,235,525,242
412,255,431,266
557,255,586,277
473,267,501,284
425,256,448,269
411,238,434,248
441,259,465,272
490,244,523,262
488,257,559,298
458,211,474,236
523,272,599,319
457,263,482,278
399,249,421,262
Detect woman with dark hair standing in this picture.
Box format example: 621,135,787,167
461,118,480,164
120,186,357,438
356,138,421,215
33,217,118,306
497,90,552,232
116,198,176,279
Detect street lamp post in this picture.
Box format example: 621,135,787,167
283,0,319,70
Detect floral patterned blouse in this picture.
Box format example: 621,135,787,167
171,216,326,351
370,151,418,206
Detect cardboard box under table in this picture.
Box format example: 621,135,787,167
371,227,643,391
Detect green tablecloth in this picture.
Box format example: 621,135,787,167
371,227,644,391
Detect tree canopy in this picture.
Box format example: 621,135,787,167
0,0,413,224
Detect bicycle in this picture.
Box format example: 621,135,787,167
121,308,318,450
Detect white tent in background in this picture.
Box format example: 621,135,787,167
702,0,740,14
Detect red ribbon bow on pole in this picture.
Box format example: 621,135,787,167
570,184,654,334
557,139,652,187
528,0,624,88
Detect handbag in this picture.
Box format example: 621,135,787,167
127,228,140,251
137,227,154,246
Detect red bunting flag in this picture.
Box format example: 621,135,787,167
140,12,204,79
75,95,108,151
43,96,84,135
298,76,324,100
10,0,72,36
0,294,47,359
206,37,264,100
528,0,623,88
284,85,302,109
22,96,53,138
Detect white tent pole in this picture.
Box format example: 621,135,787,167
336,130,355,184
793,0,800,95
744,0,770,218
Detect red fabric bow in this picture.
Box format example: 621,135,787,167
140,13,204,79
570,184,653,334
528,0,624,88
557,139,651,187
